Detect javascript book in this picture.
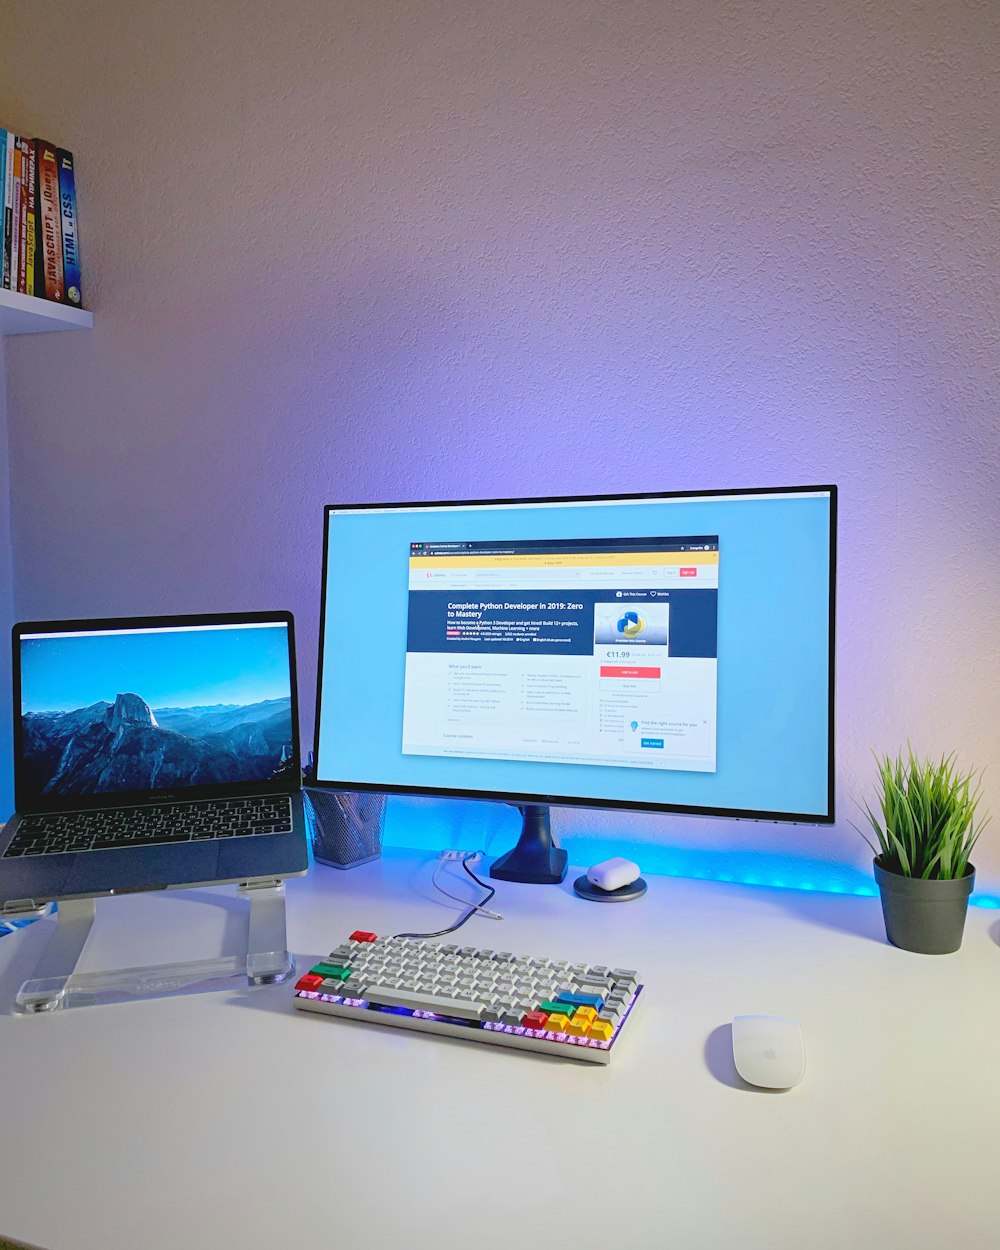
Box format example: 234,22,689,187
35,140,64,302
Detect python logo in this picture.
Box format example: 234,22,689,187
616,610,646,638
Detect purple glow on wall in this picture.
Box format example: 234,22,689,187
0,2,996,880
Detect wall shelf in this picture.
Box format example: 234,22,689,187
0,288,93,336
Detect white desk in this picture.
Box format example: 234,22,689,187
1,849,999,1250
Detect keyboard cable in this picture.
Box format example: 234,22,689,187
431,853,503,921
393,853,499,940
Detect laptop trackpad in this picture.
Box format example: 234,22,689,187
62,842,221,896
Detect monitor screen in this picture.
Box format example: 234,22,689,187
315,487,835,822
16,618,296,806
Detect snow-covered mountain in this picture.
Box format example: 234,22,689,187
153,697,290,738
21,694,294,800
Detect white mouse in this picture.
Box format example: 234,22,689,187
731,1015,805,1089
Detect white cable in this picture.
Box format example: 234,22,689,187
431,854,504,921
432,856,503,919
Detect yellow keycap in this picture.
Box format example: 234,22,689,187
574,1006,597,1024
565,1016,590,1036
546,1013,570,1033
588,1019,615,1042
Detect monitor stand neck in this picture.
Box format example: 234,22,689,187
489,803,568,884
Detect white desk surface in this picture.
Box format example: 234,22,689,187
1,848,999,1250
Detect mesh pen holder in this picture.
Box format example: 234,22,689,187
304,788,384,869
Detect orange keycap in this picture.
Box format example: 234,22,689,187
565,1017,590,1037
546,1013,570,1033
574,1006,598,1024
588,1019,615,1042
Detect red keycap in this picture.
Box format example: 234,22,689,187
523,1011,548,1030
295,973,324,991
349,930,377,943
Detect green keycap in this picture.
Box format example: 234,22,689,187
312,963,352,980
540,999,575,1016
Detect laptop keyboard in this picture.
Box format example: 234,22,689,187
2,796,294,859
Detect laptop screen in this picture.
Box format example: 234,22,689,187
15,618,297,808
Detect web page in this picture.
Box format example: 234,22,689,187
401,537,719,772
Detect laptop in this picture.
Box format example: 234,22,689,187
0,611,309,914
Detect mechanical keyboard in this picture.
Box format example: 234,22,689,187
293,930,643,1064
2,795,294,858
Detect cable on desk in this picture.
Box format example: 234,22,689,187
431,854,503,920
392,854,499,940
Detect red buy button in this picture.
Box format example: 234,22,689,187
600,666,661,678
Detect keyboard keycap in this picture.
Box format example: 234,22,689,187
2,796,294,859
364,986,487,1021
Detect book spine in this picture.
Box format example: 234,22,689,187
9,137,22,294
0,130,6,290
4,133,14,291
2,131,13,290
24,139,37,297
17,137,30,293
35,139,64,302
57,148,81,307
3,133,13,290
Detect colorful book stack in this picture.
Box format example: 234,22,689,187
0,129,82,308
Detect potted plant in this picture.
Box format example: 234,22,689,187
857,749,988,954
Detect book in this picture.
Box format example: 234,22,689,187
17,137,31,294
0,129,6,289
2,132,13,290
34,138,64,302
9,136,22,294
57,148,81,306
24,138,37,297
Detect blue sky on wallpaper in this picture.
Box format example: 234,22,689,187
20,625,291,713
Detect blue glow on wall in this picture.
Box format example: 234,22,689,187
381,795,999,907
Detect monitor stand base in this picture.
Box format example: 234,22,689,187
11,880,295,1015
489,804,568,885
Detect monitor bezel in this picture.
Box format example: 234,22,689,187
314,485,837,824
12,610,301,813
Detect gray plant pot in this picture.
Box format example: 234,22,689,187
873,860,975,954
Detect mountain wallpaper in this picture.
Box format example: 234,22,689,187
21,693,295,801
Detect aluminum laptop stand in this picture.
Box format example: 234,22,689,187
8,879,294,1014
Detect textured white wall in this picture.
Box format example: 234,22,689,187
0,1,997,880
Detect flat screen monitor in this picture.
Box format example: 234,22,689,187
315,486,836,882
